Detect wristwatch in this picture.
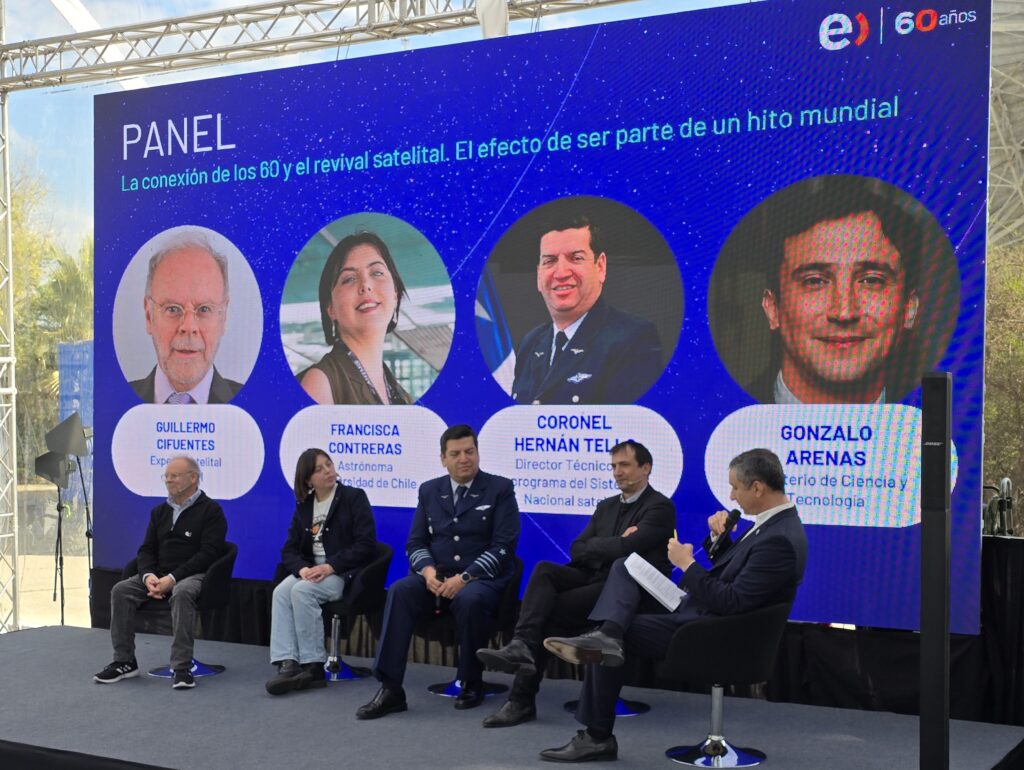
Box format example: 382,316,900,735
460,571,473,583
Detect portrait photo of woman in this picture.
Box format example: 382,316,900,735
282,213,454,405
299,232,412,405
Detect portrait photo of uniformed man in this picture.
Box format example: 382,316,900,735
475,195,682,405
113,226,263,405
708,175,960,404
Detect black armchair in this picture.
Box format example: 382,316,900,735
655,601,792,768
121,541,238,677
319,541,393,681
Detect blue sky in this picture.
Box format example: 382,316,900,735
8,0,746,252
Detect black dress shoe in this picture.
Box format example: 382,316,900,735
543,630,624,667
356,686,408,719
482,698,537,727
540,730,618,762
454,682,484,710
477,639,537,676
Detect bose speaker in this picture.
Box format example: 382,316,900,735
920,371,951,770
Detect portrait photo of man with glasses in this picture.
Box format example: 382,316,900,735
113,226,263,404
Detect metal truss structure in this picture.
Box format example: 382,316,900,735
0,0,633,91
0,0,1019,632
0,0,16,633
992,1,1024,250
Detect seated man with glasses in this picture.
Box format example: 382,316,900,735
94,455,228,689
129,229,241,404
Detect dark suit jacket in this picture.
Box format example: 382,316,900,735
568,485,676,578
130,366,243,404
279,482,377,598
406,470,520,584
680,506,807,619
136,492,228,582
511,297,662,405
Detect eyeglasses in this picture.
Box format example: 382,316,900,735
147,297,225,325
162,471,196,481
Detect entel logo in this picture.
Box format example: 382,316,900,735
820,12,870,50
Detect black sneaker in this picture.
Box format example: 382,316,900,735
93,659,139,684
172,669,196,689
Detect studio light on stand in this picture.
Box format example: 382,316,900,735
45,412,94,565
34,451,73,626
34,411,94,626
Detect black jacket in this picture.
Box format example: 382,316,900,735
130,366,243,404
568,485,676,578
136,492,228,582
280,482,377,594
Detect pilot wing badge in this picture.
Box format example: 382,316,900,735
567,372,593,384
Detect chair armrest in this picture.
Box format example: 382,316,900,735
348,543,393,615
122,558,139,580
197,542,238,612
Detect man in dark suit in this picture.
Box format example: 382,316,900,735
130,366,241,404
510,214,662,405
130,230,242,404
356,424,521,719
476,439,675,728
540,449,807,762
94,455,228,689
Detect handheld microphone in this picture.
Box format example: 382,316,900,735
706,509,741,559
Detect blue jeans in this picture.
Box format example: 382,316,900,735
270,573,346,665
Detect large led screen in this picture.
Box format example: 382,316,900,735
94,0,990,633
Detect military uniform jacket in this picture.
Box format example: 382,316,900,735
406,470,520,583
511,297,663,405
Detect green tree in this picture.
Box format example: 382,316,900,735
11,169,93,482
983,243,1024,490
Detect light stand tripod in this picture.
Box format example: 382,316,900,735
34,411,93,626
34,451,72,625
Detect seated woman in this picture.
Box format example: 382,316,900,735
298,231,413,405
266,448,377,695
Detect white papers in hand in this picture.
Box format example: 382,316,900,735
624,552,686,612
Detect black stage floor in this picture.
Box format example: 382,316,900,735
1,627,1021,769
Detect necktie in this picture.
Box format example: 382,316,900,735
166,392,195,404
552,331,569,367
456,485,468,501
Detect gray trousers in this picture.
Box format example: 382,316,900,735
110,573,205,670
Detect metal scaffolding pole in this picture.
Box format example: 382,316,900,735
0,0,636,90
0,0,18,634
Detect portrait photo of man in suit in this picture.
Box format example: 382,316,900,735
708,175,960,405
477,196,683,406
113,226,262,404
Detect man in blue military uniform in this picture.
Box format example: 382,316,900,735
510,213,663,405
356,424,521,719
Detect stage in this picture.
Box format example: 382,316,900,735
0,627,1021,769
